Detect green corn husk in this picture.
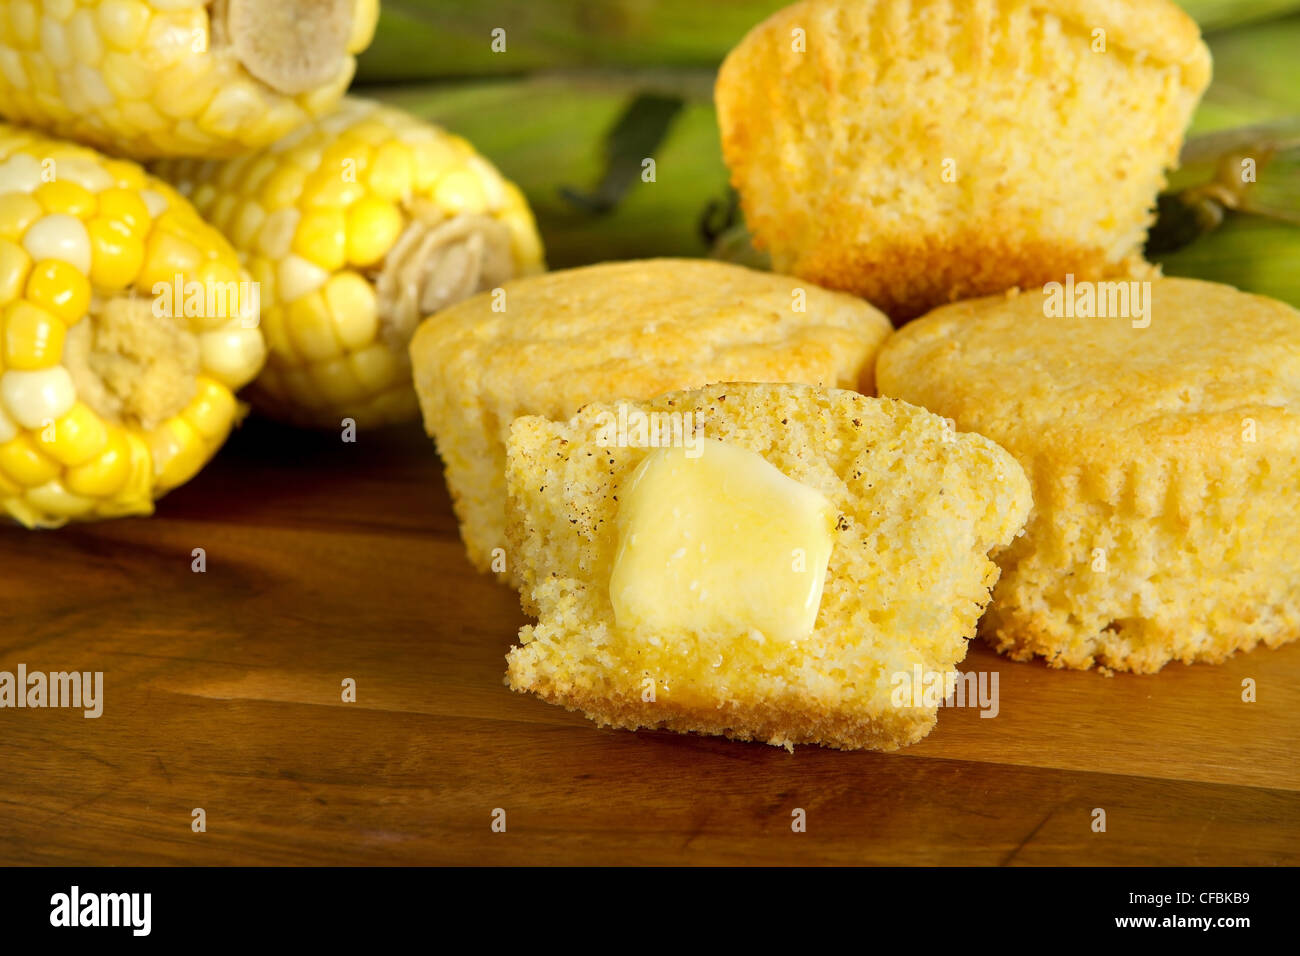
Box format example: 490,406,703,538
1152,122,1300,307
366,72,732,266
357,1,788,82
1178,0,1300,32
1156,216,1300,307
1191,15,1300,133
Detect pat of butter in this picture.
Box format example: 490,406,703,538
609,438,837,642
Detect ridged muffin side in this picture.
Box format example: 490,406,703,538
716,0,1212,321
877,278,1300,672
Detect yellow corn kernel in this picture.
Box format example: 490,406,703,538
259,164,307,211
189,257,247,330
0,193,42,241
301,168,366,210
307,355,366,406
433,170,488,214
286,291,342,361
181,376,236,440
258,304,294,360
86,216,144,291
148,416,207,492
344,196,402,268
410,139,460,192
34,179,96,218
34,401,108,467
293,207,347,272
348,341,402,393
139,228,201,289
0,433,60,486
322,271,378,350
25,258,90,324
66,8,104,67
2,300,65,370
324,139,372,182
348,0,380,53
95,0,150,52
228,201,266,251
25,479,95,519
7,0,40,48
63,426,131,498
0,240,32,304
96,187,150,234
197,325,265,391
366,140,415,202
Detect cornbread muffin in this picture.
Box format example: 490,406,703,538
877,278,1300,673
505,383,1032,751
715,0,1212,321
409,259,892,575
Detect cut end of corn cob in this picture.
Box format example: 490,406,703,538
0,123,266,528
156,97,545,429
0,0,379,159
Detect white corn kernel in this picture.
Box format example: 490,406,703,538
199,326,266,390
0,154,44,194
1,366,77,429
277,253,328,302
139,189,169,218
22,214,91,274
50,157,114,193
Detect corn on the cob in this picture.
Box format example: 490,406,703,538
0,0,379,160
156,97,545,429
0,123,266,527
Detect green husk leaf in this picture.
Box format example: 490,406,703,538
1191,15,1300,133
1155,215,1300,308
1177,0,1300,32
357,0,788,82
559,93,685,214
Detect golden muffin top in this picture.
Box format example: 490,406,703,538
721,0,1210,78
409,258,894,411
1041,0,1210,76
877,278,1300,452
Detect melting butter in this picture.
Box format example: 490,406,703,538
609,438,836,642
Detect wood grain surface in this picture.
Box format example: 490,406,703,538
1,419,1296,865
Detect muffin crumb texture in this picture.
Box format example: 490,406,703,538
504,382,1032,750
409,259,893,575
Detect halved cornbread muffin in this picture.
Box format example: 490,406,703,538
409,259,892,577
715,0,1212,320
877,278,1300,673
505,383,1032,750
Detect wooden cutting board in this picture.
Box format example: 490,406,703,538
1,419,1296,865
